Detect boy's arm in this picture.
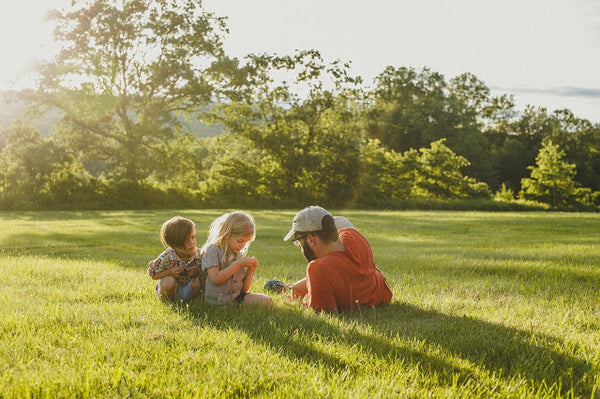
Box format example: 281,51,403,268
151,267,184,281
148,255,184,280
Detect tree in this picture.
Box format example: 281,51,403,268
412,139,490,199
0,122,75,209
213,50,364,207
546,109,600,192
365,67,513,185
354,139,415,207
24,0,237,184
366,66,449,153
519,140,588,208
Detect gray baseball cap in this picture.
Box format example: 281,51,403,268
283,206,354,241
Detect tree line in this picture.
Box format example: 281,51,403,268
1,0,599,211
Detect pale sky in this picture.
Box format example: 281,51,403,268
2,0,600,122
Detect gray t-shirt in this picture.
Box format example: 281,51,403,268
201,245,247,304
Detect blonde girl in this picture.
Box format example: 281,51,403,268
201,211,273,306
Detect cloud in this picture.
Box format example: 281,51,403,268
492,86,600,99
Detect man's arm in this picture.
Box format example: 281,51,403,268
290,278,308,298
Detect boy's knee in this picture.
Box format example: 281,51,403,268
158,276,178,301
191,278,204,298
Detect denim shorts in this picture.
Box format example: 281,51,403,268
156,279,193,301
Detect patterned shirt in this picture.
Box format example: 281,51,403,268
147,247,202,287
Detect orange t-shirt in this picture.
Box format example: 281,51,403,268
306,228,393,311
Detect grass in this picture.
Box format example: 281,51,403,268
1,209,599,398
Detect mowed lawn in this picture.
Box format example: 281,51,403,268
1,210,599,398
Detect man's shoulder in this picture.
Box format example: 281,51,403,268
339,228,372,252
339,227,367,241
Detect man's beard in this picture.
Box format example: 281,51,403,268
301,240,316,262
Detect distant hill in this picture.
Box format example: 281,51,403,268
0,92,224,138
181,117,225,138
0,97,62,135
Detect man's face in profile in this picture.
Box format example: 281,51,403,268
296,234,317,262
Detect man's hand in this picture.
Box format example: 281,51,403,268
291,278,308,298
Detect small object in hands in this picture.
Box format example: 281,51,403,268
263,280,288,293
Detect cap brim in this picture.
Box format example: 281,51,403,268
283,228,295,241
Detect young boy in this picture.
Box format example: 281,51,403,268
147,216,206,302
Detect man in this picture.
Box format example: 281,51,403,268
284,206,393,312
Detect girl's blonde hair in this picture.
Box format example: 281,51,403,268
160,216,195,249
201,211,256,262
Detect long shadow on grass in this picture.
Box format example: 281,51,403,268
187,301,593,396
188,302,472,387
350,303,594,396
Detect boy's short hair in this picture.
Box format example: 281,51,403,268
160,216,194,249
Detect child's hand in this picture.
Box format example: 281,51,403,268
171,266,185,278
187,265,201,277
244,256,258,271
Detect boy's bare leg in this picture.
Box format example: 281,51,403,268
159,276,178,302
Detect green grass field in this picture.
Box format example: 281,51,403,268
1,210,599,398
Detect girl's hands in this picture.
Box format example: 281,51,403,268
242,256,258,271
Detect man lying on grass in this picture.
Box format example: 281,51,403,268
282,206,393,312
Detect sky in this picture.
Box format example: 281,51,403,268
2,0,600,122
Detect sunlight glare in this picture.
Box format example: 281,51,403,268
0,0,68,90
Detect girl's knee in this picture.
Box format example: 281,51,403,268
263,295,274,306
243,293,273,306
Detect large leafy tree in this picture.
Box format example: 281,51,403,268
365,67,512,184
495,107,600,194
24,0,238,183
213,50,365,207
366,66,449,152
545,109,600,192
